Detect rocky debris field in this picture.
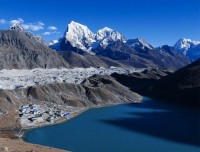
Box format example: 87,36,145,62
0,67,143,90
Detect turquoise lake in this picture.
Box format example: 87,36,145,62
24,97,200,152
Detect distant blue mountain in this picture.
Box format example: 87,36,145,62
174,38,200,61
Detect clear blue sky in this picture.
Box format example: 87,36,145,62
0,0,199,46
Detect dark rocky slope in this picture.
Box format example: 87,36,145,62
95,41,156,68
26,75,141,106
98,41,191,70
58,51,126,68
0,30,69,69
112,60,200,108
149,59,200,107
111,68,170,95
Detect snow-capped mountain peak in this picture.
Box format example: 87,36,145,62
49,39,61,50
126,38,154,50
174,38,191,52
174,38,200,52
8,23,45,44
96,27,126,48
9,23,25,32
64,21,96,53
49,40,59,46
96,27,114,39
174,38,200,60
51,21,127,53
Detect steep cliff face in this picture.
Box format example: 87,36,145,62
0,30,69,69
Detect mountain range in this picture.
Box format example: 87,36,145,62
50,21,200,63
50,21,200,70
0,21,199,70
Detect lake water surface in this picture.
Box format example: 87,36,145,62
24,97,200,152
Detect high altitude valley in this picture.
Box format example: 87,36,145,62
0,20,199,152
0,0,200,151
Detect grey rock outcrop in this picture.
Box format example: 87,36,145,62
0,30,69,69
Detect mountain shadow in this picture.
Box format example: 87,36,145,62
99,97,200,147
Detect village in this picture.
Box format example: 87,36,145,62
18,102,84,128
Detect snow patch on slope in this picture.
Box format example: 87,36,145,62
126,38,154,50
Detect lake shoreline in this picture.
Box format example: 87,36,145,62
22,99,142,135
23,97,200,152
0,97,142,152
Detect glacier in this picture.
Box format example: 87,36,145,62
0,67,144,90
